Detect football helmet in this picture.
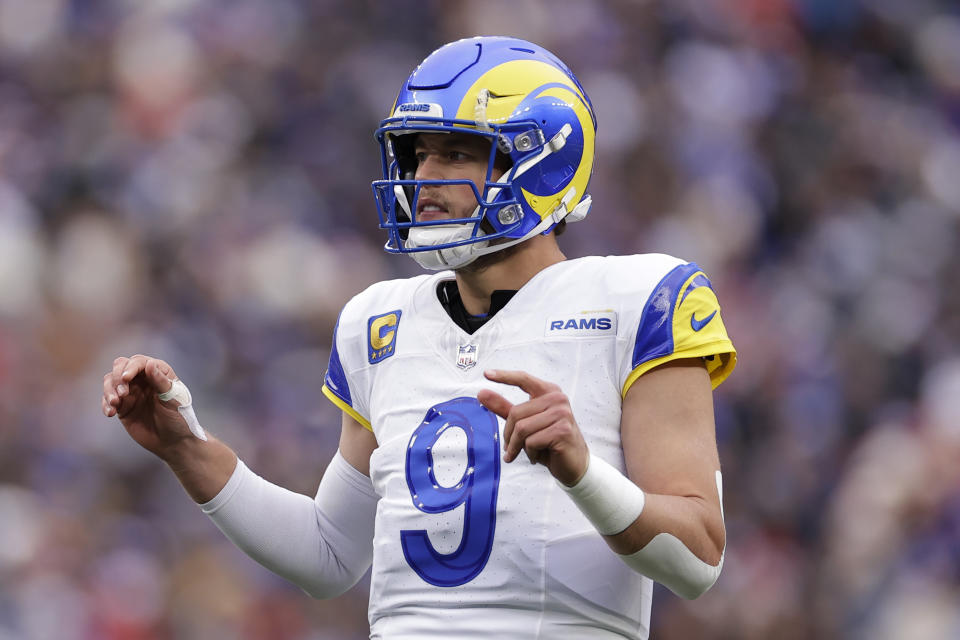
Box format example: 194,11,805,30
372,36,596,270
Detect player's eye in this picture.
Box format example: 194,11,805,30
447,150,470,162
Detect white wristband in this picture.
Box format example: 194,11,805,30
561,454,645,536
157,378,207,441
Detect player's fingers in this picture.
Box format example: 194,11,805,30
119,354,151,384
108,357,130,397
504,410,558,463
476,389,513,419
502,394,559,449
497,398,534,454
493,392,566,455
118,354,154,400
519,417,574,465
103,372,120,408
112,356,129,380
479,388,549,421
146,359,176,396
521,428,552,466
102,395,116,418
110,389,138,418
523,419,590,486
484,369,559,398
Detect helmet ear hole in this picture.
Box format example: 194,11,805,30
392,134,418,180
494,152,512,175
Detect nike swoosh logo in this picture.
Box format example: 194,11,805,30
690,310,717,332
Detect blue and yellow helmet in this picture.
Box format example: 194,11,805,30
372,36,597,270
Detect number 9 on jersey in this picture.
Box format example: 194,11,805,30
401,397,501,587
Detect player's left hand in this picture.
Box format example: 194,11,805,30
477,369,589,487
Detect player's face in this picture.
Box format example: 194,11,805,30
413,133,503,223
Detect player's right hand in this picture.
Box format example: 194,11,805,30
477,369,590,487
102,355,195,460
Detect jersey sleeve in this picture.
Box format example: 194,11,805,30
322,310,374,431
621,261,736,397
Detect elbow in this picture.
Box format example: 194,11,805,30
294,528,372,600
620,532,725,600
301,584,349,600
296,551,369,600
668,555,723,600
672,511,725,599
299,571,364,600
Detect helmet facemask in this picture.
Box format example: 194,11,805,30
373,122,532,270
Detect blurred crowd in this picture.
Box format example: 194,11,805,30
1,0,959,638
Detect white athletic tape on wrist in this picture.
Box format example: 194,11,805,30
560,454,645,536
157,378,208,441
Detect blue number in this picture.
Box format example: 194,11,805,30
401,397,501,587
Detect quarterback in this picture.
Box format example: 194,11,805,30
102,37,736,639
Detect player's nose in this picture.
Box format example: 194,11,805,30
414,153,444,181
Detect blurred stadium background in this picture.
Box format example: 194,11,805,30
1,0,959,638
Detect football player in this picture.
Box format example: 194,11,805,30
102,36,736,639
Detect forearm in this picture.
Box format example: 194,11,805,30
200,451,377,599
605,491,724,562
162,435,239,504
562,455,725,599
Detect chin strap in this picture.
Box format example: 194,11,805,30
474,88,493,132
409,190,591,270
563,193,592,224
406,225,489,270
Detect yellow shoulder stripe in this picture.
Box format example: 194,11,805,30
321,384,373,432
621,342,737,398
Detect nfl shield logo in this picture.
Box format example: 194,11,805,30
456,344,479,370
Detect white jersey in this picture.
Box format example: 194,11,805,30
321,254,736,640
